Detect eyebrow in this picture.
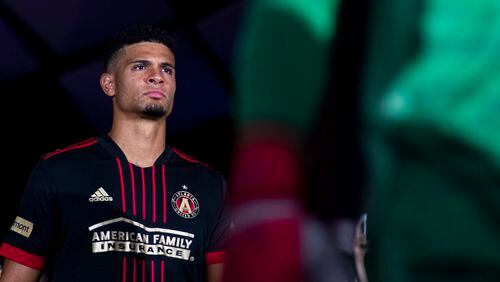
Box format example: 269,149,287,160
130,60,176,69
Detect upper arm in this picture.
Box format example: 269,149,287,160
205,177,229,282
206,177,230,259
0,161,57,272
0,259,42,282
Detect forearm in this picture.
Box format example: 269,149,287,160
0,259,41,282
207,263,223,282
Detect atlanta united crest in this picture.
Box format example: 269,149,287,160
171,191,200,219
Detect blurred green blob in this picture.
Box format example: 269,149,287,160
365,0,500,281
234,0,339,134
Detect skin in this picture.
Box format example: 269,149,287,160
1,42,223,282
0,259,41,281
101,41,176,168
353,215,368,282
207,263,224,282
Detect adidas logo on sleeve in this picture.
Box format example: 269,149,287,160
89,187,114,202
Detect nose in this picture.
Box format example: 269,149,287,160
147,68,164,85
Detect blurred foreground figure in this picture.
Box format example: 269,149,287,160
227,0,500,280
364,0,500,281
223,0,364,281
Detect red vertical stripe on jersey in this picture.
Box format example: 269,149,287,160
122,256,127,282
133,258,137,282
161,260,165,281
129,163,137,216
142,259,146,282
162,164,167,223
116,158,126,212
152,166,157,223
150,260,155,282
141,168,146,221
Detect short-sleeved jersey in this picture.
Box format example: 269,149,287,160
0,135,229,282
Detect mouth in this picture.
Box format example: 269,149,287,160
144,91,165,99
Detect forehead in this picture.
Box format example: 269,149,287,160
119,42,175,63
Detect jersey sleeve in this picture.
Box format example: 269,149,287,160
205,176,231,265
0,160,59,270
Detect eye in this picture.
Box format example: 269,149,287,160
162,67,174,75
133,64,146,70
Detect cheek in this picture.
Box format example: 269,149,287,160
169,80,176,95
167,86,176,107
117,79,139,96
171,84,176,96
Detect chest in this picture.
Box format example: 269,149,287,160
52,161,217,263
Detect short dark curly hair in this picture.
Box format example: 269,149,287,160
103,24,175,71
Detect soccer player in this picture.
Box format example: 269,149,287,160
0,25,228,282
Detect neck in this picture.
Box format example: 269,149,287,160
108,118,167,168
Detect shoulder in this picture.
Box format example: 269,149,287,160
170,147,218,172
24,137,98,193
169,146,225,183
39,137,100,171
41,137,99,161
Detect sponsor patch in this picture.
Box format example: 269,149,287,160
171,191,200,219
10,216,34,238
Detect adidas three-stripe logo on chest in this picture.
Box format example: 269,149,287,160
89,187,114,202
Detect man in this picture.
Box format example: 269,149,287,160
0,25,228,282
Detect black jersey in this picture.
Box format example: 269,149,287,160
0,135,229,282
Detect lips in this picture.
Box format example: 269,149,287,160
145,91,165,99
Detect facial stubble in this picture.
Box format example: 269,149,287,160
142,104,168,119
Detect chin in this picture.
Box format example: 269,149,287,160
142,105,167,118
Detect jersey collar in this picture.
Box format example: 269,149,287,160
97,134,173,166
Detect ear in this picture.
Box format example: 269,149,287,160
100,73,116,97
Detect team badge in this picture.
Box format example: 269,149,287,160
171,191,200,219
